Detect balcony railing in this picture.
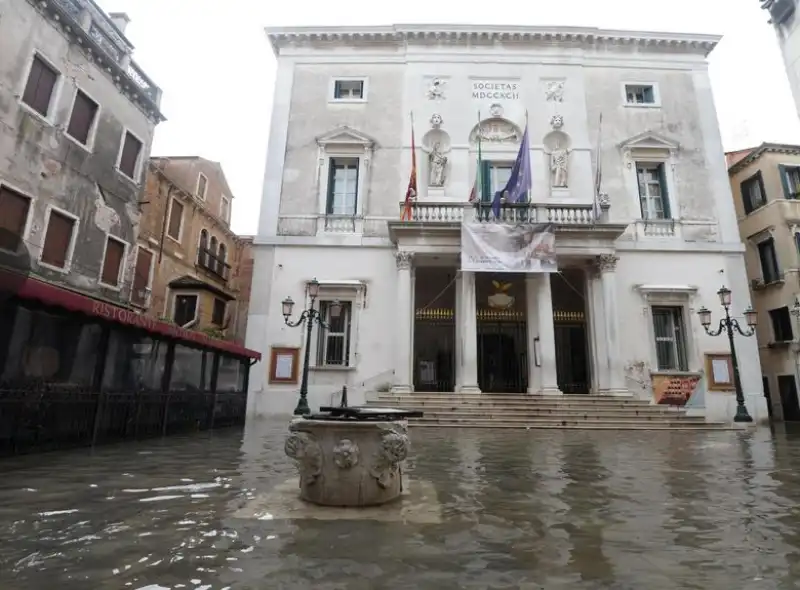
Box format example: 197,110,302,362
398,201,599,225
48,0,163,109
197,249,231,282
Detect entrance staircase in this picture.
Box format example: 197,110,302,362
366,392,731,430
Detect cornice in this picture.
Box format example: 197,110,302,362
265,24,720,58
30,0,165,124
727,142,800,175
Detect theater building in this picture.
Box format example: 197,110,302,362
246,24,768,423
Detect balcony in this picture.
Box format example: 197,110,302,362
398,201,598,225
197,249,231,282
45,0,163,114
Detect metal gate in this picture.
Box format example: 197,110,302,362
477,309,528,393
414,309,455,392
554,311,590,394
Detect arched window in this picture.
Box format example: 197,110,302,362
209,236,218,272
217,243,227,276
198,229,208,266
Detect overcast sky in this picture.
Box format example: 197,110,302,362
96,0,800,235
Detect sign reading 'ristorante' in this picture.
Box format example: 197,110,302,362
472,81,520,100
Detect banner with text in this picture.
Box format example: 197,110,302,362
461,223,557,273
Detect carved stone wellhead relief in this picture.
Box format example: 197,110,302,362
285,427,323,486
369,423,410,489
333,438,360,469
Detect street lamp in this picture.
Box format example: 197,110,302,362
282,278,342,416
697,285,758,423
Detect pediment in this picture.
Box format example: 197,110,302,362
316,126,377,148
618,131,680,153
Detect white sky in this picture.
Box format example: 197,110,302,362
96,0,800,235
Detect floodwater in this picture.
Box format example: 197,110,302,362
2,419,800,589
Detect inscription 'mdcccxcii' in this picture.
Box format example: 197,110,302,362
472,81,520,100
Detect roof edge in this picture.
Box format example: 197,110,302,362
264,24,721,56
727,142,800,175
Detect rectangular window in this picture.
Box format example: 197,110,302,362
173,294,198,327
741,173,766,214
0,185,31,251
41,209,76,269
651,306,688,371
316,300,352,367
196,173,208,200
170,345,212,391
326,158,359,215
131,247,153,307
212,298,226,326
118,132,142,179
636,163,671,220
757,238,781,284
22,55,58,117
782,165,800,198
489,163,513,196
99,235,125,288
769,306,794,342
167,199,184,241
221,196,230,223
333,80,364,100
66,90,99,145
102,333,167,391
625,84,656,105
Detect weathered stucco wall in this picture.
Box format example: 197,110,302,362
0,0,158,303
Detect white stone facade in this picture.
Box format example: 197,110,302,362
764,0,800,119
246,24,768,423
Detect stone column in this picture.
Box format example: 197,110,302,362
537,274,562,394
525,276,541,394
598,254,627,395
454,272,463,391
586,265,609,393
458,270,481,393
392,251,414,393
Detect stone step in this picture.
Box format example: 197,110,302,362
406,411,702,421
367,404,688,416
407,422,732,431
369,401,669,411
374,395,652,405
409,414,704,424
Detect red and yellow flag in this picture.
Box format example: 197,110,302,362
401,121,417,221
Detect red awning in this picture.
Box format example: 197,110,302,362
9,273,261,360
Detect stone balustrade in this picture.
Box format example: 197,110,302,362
397,201,599,225
47,0,163,109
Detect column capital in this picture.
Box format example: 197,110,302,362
395,250,414,270
596,254,619,273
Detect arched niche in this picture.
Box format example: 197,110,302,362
468,117,522,145
543,130,571,151
422,128,451,153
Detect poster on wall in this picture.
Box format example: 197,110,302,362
651,374,702,407
461,222,557,273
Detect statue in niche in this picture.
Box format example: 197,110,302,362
546,141,572,188
428,142,447,187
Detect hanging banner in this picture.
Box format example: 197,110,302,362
461,222,557,273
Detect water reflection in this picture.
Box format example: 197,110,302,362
1,420,800,588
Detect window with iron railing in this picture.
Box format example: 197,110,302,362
196,247,231,281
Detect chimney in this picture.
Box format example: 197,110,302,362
108,12,131,35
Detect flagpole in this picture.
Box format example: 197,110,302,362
477,110,483,203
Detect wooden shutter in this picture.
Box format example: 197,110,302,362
119,133,142,178
131,248,153,305
41,211,75,268
326,159,337,214
657,163,671,219
101,237,125,286
212,298,226,325
22,56,58,116
167,200,183,239
67,91,98,144
0,186,31,251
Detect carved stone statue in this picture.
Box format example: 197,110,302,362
428,143,447,187
548,143,572,188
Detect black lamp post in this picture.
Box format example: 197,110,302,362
282,278,342,416
697,286,758,423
